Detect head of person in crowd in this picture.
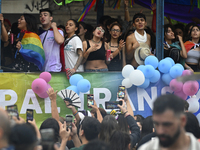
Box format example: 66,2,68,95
78,21,88,41
65,19,79,38
83,139,110,150
140,116,154,139
132,13,147,31
184,112,200,139
109,130,131,150
108,22,123,42
174,23,185,38
184,100,189,112
134,114,144,131
39,8,53,29
92,24,106,42
90,108,107,119
39,118,60,142
10,124,38,150
164,24,176,43
99,15,111,27
11,22,20,36
117,114,129,134
184,22,196,40
152,94,186,148
18,14,38,33
4,18,11,33
99,115,118,143
0,107,10,149
79,116,101,144
186,24,200,43
105,18,118,32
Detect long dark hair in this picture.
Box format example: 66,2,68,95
187,24,200,43
23,14,38,33
68,19,80,35
93,24,106,42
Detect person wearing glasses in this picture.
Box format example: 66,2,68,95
107,23,126,71
82,25,111,72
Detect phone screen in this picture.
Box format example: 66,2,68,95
66,115,73,130
6,105,19,119
26,109,33,122
105,101,122,109
118,86,125,99
41,128,55,149
87,94,94,107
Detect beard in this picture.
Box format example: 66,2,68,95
157,127,181,147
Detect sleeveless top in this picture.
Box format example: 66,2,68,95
86,40,106,61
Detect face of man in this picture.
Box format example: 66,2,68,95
133,17,147,30
153,109,185,148
40,11,52,26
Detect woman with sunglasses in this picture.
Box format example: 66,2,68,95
82,25,111,72
107,23,126,71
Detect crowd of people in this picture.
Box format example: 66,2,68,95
1,89,200,150
1,1,200,74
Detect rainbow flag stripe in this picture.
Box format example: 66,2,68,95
19,31,45,71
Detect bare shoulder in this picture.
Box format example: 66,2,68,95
126,33,136,43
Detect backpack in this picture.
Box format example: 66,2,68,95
164,46,180,63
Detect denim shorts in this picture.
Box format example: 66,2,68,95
85,68,108,72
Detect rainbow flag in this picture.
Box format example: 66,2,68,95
19,31,45,71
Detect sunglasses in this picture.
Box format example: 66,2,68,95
96,27,105,33
111,29,121,33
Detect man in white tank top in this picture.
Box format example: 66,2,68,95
126,13,151,68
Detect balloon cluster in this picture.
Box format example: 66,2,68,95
170,70,199,100
67,74,91,95
31,72,52,98
158,57,184,85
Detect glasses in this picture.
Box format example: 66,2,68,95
111,29,121,33
96,27,105,33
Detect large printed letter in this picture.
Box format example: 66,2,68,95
0,90,18,109
161,86,173,95
137,87,157,111
20,89,42,114
44,97,60,113
94,88,111,109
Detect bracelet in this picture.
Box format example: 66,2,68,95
73,68,76,72
73,111,78,116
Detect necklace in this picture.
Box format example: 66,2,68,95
109,42,118,48
91,39,101,44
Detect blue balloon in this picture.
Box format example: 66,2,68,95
162,73,173,85
137,65,145,72
165,57,175,66
174,63,184,72
158,59,172,73
149,70,161,83
138,78,150,89
169,65,183,78
144,55,159,69
69,74,84,86
67,85,79,95
143,65,155,78
77,79,91,93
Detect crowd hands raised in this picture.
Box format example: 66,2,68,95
1,87,200,150
1,1,200,74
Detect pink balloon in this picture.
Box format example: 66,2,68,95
39,72,52,83
31,78,47,94
182,70,193,76
37,84,51,99
183,81,199,96
169,79,183,92
174,90,188,100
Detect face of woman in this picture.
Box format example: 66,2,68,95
175,28,183,38
110,25,121,39
165,27,175,40
65,20,77,34
18,16,27,30
191,26,200,39
93,26,105,38
78,24,86,36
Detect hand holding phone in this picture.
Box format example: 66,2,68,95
66,115,73,131
118,86,125,99
26,109,33,123
87,94,94,108
6,105,19,119
41,128,55,150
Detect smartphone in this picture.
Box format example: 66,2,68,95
66,115,73,131
118,86,125,99
26,109,33,123
105,101,123,109
6,105,19,119
87,94,94,108
41,128,55,150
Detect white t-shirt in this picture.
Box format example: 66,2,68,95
40,29,64,72
64,35,84,72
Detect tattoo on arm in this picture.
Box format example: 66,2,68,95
74,49,83,70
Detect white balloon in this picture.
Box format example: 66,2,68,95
129,70,145,86
122,65,134,78
187,97,200,113
122,78,132,88
196,113,200,126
